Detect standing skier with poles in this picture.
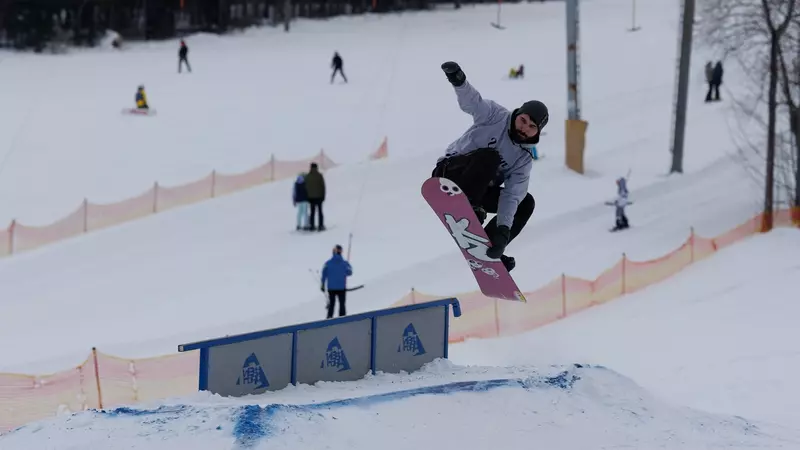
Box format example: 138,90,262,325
431,61,549,272
320,244,353,319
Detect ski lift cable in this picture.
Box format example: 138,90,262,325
346,14,408,259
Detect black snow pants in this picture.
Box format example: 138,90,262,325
327,290,346,318
179,56,191,73
331,67,347,83
431,148,535,244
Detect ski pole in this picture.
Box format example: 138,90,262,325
309,268,329,307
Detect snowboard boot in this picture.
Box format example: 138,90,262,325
500,255,515,272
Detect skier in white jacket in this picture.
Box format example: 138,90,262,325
431,61,549,272
605,176,632,231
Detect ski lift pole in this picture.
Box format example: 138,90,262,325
491,0,504,29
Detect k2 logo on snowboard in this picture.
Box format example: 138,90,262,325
444,213,495,262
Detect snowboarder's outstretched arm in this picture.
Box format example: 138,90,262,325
497,167,531,228
441,61,503,125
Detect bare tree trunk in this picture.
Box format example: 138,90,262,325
764,31,778,231
283,0,291,31
760,0,795,231
795,112,800,213
794,105,800,214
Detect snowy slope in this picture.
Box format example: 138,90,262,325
2,363,799,449
0,0,795,444
451,228,800,430
0,0,759,374
3,227,800,448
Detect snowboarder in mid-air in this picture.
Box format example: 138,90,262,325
431,61,549,272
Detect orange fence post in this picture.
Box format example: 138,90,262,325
269,155,276,181
690,227,695,262
621,253,627,295
152,182,159,213
561,273,567,318
92,347,104,409
8,220,14,255
83,199,89,233
410,287,416,304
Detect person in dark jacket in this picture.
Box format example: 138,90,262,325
709,61,723,101
331,51,347,84
293,173,309,230
321,244,353,318
179,39,191,73
303,162,326,231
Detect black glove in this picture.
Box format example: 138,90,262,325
320,285,325,292
441,61,466,87
486,225,510,259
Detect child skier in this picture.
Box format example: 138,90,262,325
431,61,549,272
605,176,632,231
135,85,149,109
293,173,309,230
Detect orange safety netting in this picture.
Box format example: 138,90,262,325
0,139,388,257
391,208,800,344
0,350,199,433
0,204,797,433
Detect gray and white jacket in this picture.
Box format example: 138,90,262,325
440,81,535,228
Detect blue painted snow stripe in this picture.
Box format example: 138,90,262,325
2,366,586,449
228,371,582,448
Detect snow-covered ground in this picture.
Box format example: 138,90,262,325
3,361,800,449
1,0,795,447
0,0,758,375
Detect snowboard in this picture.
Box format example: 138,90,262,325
421,177,527,302
121,107,157,116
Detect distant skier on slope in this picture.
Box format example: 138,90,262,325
605,176,632,232
430,61,549,272
135,85,149,109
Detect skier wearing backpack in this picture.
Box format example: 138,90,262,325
430,61,549,272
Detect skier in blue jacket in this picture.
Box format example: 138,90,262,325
320,244,353,318
431,61,549,272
